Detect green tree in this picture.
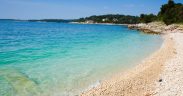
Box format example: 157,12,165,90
158,0,183,25
140,14,157,23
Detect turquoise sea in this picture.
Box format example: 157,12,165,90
0,20,163,96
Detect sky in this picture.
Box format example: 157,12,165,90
0,0,183,19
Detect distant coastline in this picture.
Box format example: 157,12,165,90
69,22,129,26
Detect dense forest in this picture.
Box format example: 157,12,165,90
158,0,183,25
74,14,140,24
140,0,183,25
139,14,157,23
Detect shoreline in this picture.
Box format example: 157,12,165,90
154,33,183,96
81,22,183,96
69,22,129,26
81,33,175,96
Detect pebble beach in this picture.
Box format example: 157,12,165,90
81,22,183,96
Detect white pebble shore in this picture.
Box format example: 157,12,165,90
154,33,183,96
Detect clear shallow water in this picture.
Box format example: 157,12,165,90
0,20,163,96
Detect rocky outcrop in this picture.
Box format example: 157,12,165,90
128,22,183,34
